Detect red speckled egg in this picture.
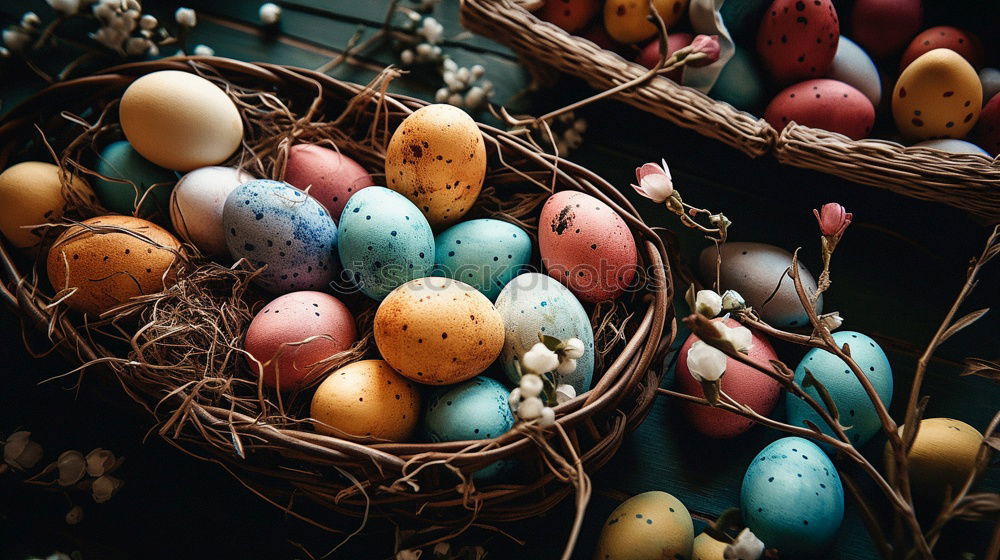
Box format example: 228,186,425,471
900,26,984,72
675,319,781,438
764,79,875,139
283,144,373,221
245,291,357,391
850,0,922,59
974,94,1000,156
537,0,600,34
538,191,637,303
756,0,840,84
580,23,622,52
636,33,694,82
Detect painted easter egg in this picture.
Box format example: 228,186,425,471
849,0,922,59
828,36,881,106
709,46,767,111
283,144,373,221
244,291,357,391
692,532,729,560
900,26,984,71
593,491,694,560
675,319,782,438
93,140,176,219
0,162,94,249
310,359,420,441
635,33,694,83
913,138,989,156
974,93,1000,156
170,166,255,256
580,23,622,52
764,79,875,139
741,437,844,557
537,0,600,33
892,49,983,140
603,0,688,44
338,187,435,301
538,190,637,303
980,68,1000,102
384,104,486,228
699,242,822,329
756,0,840,84
374,277,504,385
895,418,983,504
786,331,893,448
434,218,531,301
495,272,595,394
46,215,182,315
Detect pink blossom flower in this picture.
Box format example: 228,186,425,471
813,203,853,238
631,159,673,203
688,35,720,67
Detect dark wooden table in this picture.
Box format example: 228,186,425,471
1,2,997,559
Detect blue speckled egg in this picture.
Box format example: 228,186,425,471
223,179,338,293
786,331,893,449
741,437,844,557
434,219,531,301
94,140,177,218
709,46,766,111
338,187,435,301
494,273,594,393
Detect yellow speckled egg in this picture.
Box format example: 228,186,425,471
373,277,504,385
0,162,94,248
46,215,183,316
604,0,688,44
120,71,244,172
692,532,729,560
892,417,983,503
892,49,983,139
310,359,420,441
594,491,694,560
384,104,486,229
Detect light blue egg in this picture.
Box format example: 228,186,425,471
913,139,990,156
786,331,893,449
94,140,177,218
741,437,844,557
828,36,881,107
494,272,594,393
434,219,532,301
337,187,435,300
709,47,766,112
222,179,338,293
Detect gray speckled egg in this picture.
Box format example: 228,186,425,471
434,219,532,301
223,179,338,293
699,242,822,328
338,187,435,301
494,272,594,393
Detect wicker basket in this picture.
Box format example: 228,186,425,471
0,58,674,540
460,0,1000,222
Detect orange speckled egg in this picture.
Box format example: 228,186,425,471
46,215,182,316
537,0,600,34
245,291,357,391
538,190,637,302
892,49,982,140
374,277,504,385
384,104,486,229
0,162,94,248
310,359,420,441
900,26,984,72
603,0,688,44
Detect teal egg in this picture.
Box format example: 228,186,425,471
709,47,766,112
434,219,531,301
338,187,435,300
741,437,844,557
494,273,594,393
94,141,177,218
786,331,893,448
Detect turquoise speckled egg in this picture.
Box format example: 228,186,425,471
494,272,594,393
338,187,435,300
709,46,766,111
786,331,893,448
94,140,177,218
223,179,338,293
434,219,531,301
741,437,844,557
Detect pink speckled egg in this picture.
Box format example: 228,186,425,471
245,291,357,391
974,93,1000,156
675,319,781,438
538,190,637,303
636,32,694,82
850,0,922,59
900,26,984,72
765,79,875,139
756,0,840,84
283,144,374,220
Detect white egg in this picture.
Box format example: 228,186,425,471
828,36,881,106
913,139,990,156
170,166,255,255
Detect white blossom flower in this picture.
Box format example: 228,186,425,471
174,7,196,27
695,289,723,318
139,14,157,30
687,340,727,381
819,312,843,332
399,49,414,65
21,12,41,29
519,373,544,398
538,406,556,427
464,86,485,108
258,2,281,25
57,450,86,486
48,0,80,14
85,448,115,477
65,505,84,525
396,549,420,560
480,80,494,94
456,66,471,84
471,64,485,79
555,384,576,404
631,159,673,203
3,28,31,52
91,26,127,52
193,44,214,56
507,387,521,412
522,342,559,374
713,321,754,354
91,474,123,503
434,87,449,103
125,36,150,56
518,396,544,420
721,290,746,312
556,358,577,376
562,337,585,359
446,92,463,107
724,528,765,560
3,431,43,470
418,17,443,44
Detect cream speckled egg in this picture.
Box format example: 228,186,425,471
0,162,94,248
892,49,983,140
384,104,486,228
310,359,420,441
374,277,504,385
594,491,694,560
120,71,244,171
170,166,255,256
895,418,983,504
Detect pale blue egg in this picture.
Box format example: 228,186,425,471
94,140,177,218
741,437,844,557
223,179,338,293
337,187,435,300
434,219,531,301
494,272,594,393
829,36,882,106
914,139,990,156
786,331,893,448
709,47,766,112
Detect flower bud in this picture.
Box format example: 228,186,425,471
522,342,559,374
818,312,843,332
48,0,80,15
507,387,522,412
174,7,197,27
65,505,84,525
687,340,727,381
631,159,673,203
813,203,852,239
193,43,214,56
3,431,43,470
86,448,116,477
57,450,86,486
519,374,544,398
259,2,281,25
555,384,576,404
91,475,123,503
21,12,41,29
518,396,544,420
139,14,157,29
721,290,746,312
2,29,31,52
539,407,556,427
725,527,765,560
695,289,723,318
562,337,585,359
556,358,577,376
688,34,720,67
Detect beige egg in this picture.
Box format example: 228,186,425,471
593,491,694,560
0,162,93,248
892,49,983,140
120,71,244,172
384,104,486,228
373,277,504,385
692,532,729,560
310,359,420,441
893,417,983,503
